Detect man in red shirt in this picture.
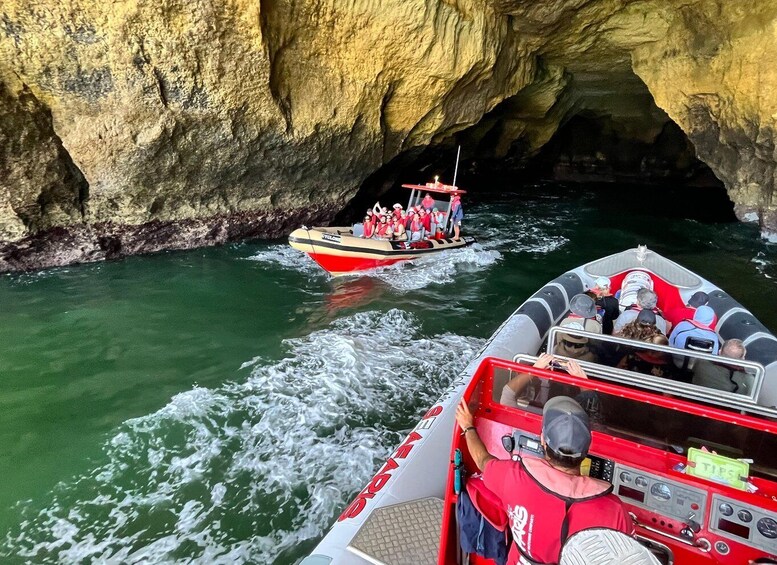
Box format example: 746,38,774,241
456,391,633,564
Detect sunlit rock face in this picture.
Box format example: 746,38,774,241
0,0,776,268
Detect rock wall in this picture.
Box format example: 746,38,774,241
1,0,776,269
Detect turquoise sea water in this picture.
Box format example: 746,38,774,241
1,185,776,563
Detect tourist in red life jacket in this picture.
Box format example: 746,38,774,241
409,213,423,242
361,215,375,238
419,208,432,239
376,216,391,239
456,355,633,565
665,291,717,330
421,192,435,211
392,203,403,219
613,288,670,335
431,207,444,237
405,210,415,230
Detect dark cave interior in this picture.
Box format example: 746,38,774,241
336,72,735,226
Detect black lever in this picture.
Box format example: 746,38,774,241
501,434,515,454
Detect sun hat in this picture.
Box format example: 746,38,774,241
559,320,588,344
688,291,709,308
594,276,611,289
569,294,597,319
392,203,402,209
542,396,592,458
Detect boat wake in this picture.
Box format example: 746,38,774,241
3,310,483,565
360,244,502,291
245,244,324,276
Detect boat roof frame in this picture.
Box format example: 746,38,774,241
400,183,467,196
538,326,773,417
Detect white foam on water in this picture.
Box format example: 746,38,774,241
246,245,324,276
752,251,775,280
467,209,569,254
4,310,483,564
361,245,502,291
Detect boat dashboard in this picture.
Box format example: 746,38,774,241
440,357,777,565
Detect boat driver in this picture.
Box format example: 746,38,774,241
456,378,633,565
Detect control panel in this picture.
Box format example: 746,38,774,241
709,493,777,554
611,463,707,524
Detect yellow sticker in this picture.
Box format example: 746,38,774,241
687,448,749,490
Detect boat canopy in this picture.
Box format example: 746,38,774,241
400,182,466,196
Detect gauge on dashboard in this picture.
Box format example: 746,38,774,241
737,509,753,523
718,503,734,517
650,482,672,502
757,517,777,539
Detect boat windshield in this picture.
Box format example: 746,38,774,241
491,364,777,482
546,326,766,408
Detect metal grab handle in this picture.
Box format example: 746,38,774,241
629,513,710,552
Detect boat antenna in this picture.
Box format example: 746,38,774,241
452,145,461,188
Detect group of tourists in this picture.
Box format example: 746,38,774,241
359,192,464,242
554,274,743,383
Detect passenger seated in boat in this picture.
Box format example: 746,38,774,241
612,288,669,335
499,353,588,407
375,216,392,239
614,309,662,341
418,208,432,239
553,320,598,363
591,276,620,334
392,217,407,241
669,305,719,354
431,207,444,237
421,192,435,211
561,294,603,334
692,338,747,392
361,215,375,238
456,383,633,565
409,212,423,241
391,203,403,219
665,291,718,330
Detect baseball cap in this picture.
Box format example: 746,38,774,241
688,291,709,308
637,309,656,326
594,276,610,289
542,396,592,458
569,294,597,319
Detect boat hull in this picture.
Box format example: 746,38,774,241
289,227,475,276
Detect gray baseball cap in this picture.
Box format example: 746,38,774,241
542,396,592,458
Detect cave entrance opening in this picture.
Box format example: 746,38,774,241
338,69,735,225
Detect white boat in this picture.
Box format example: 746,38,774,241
301,246,777,565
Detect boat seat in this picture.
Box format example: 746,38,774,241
347,497,443,565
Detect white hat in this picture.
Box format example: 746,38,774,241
594,276,610,289
392,203,402,209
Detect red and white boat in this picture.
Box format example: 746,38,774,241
289,181,475,276
301,246,777,565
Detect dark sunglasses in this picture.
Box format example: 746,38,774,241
561,340,586,349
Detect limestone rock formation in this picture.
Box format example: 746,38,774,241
1,0,776,269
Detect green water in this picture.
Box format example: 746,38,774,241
1,185,776,563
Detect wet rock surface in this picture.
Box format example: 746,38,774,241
1,0,776,269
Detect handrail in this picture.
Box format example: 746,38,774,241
546,326,766,404
475,357,777,434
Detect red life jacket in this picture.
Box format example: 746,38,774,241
422,195,435,209
483,457,633,565
411,217,422,232
421,214,432,230
363,221,375,238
